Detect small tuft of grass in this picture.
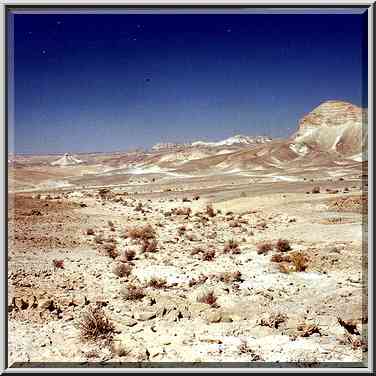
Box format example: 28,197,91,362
141,238,158,253
188,274,208,287
172,207,192,216
202,249,216,261
219,271,242,283
290,251,309,272
276,239,291,252
259,313,288,329
103,243,118,259
79,304,115,343
271,254,291,263
126,224,156,241
223,239,241,254
147,277,167,289
257,242,273,255
53,259,64,269
197,290,217,306
113,262,132,278
297,323,321,337
121,284,146,301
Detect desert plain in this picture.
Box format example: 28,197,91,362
7,100,368,365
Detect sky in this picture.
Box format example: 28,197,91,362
9,9,368,154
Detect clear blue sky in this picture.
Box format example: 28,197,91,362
9,9,368,154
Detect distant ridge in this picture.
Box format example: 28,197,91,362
151,135,272,151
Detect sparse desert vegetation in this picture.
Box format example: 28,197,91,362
257,241,273,255
121,284,146,301
8,110,367,364
79,304,115,343
6,5,369,366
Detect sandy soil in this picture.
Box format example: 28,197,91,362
7,159,368,367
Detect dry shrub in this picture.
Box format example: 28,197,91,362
113,262,132,278
290,251,309,272
121,284,145,301
193,195,200,200
98,188,114,200
223,239,240,254
182,197,191,202
202,249,215,261
188,274,208,287
103,243,118,259
141,238,158,253
312,186,320,194
257,242,273,255
108,220,114,227
53,259,64,269
276,239,291,252
173,207,191,216
147,277,167,289
127,224,156,241
197,290,217,306
119,249,136,262
297,323,321,337
219,271,242,283
86,228,95,235
271,254,291,263
206,204,215,218
79,304,115,342
259,313,288,329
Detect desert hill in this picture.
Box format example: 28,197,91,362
292,100,367,160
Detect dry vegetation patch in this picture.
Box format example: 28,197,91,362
79,304,115,343
121,284,146,301
259,313,288,329
223,239,241,254
197,290,218,306
257,242,273,255
113,263,132,278
147,277,168,289
202,249,216,261
276,239,291,252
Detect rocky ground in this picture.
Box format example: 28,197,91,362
8,174,368,366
